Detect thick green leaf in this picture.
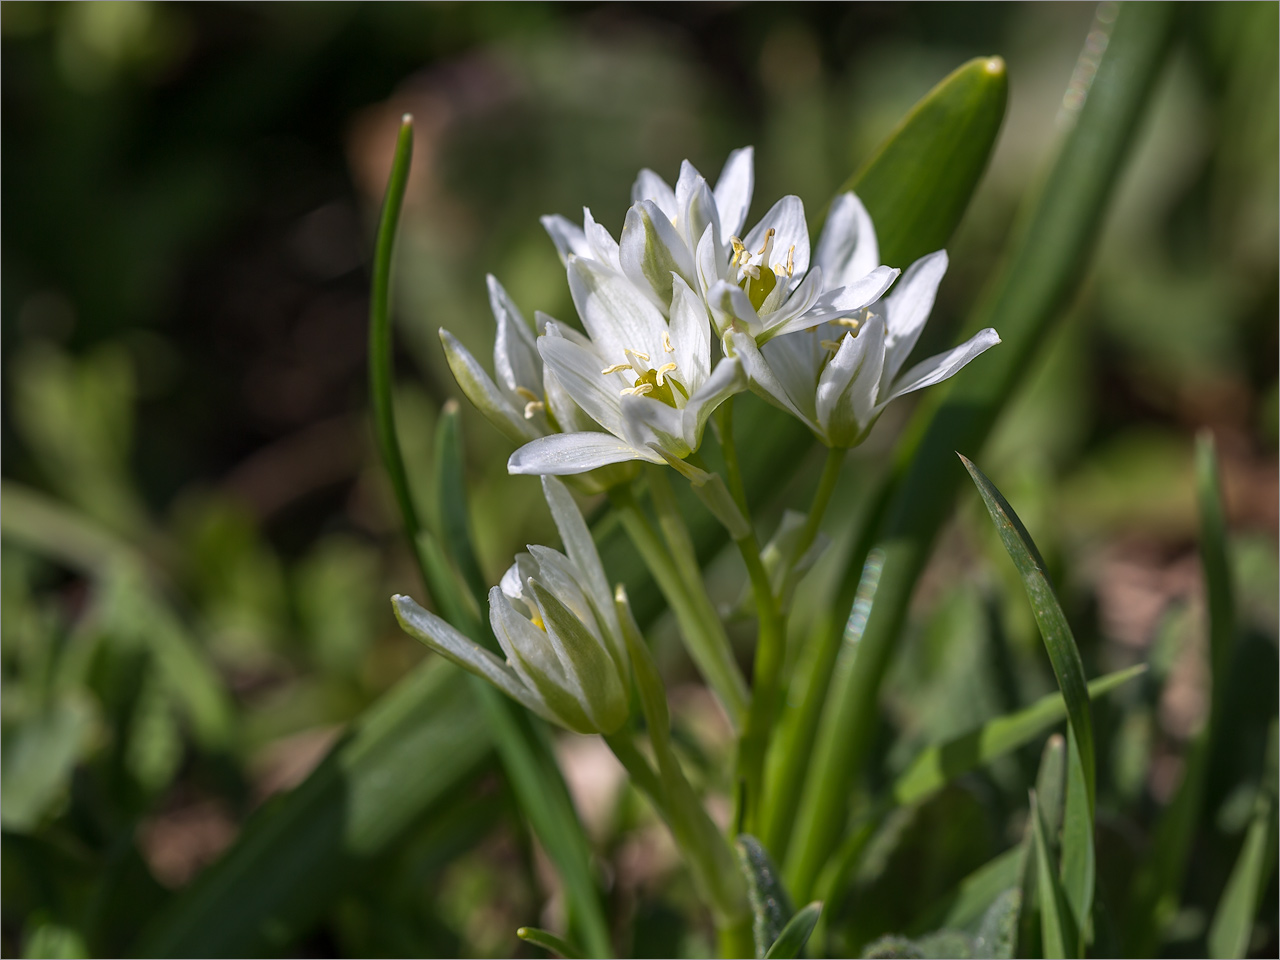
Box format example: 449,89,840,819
892,667,1142,807
1207,722,1278,960
1030,791,1077,960
1,698,95,831
765,902,823,960
736,834,795,958
842,56,1008,267
782,2,1173,904
517,926,585,960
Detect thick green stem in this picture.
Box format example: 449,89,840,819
777,446,846,608
610,486,748,724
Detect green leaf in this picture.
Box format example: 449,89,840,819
960,456,1094,942
736,834,795,958
1030,791,1078,960
1,697,95,831
781,2,1173,905
517,926,585,960
912,849,1021,935
1207,721,1278,960
891,667,1142,807
842,56,1008,267
765,902,823,960
1033,734,1068,846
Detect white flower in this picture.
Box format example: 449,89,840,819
543,148,899,344
394,477,629,735
507,264,744,477
440,274,593,445
728,193,1001,448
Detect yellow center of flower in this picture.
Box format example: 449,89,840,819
730,229,796,311
602,340,687,408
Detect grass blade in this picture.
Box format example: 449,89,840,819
433,400,489,606
764,902,823,959
961,456,1094,942
892,666,1142,807
1030,790,1078,960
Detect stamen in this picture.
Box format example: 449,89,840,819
662,331,674,353
601,363,633,375
729,236,746,266
620,382,654,397
830,317,861,330
514,386,539,402
654,362,678,386
757,227,775,255
625,349,650,363
523,400,545,420
820,339,844,353
786,244,795,277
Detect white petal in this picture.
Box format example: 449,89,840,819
713,147,754,239
676,162,720,254
567,255,668,364
440,329,539,444
582,207,622,272
540,476,620,646
706,279,762,338
881,250,949,386
728,329,816,430
695,222,728,296
744,195,810,286
668,274,711,388
621,392,686,457
619,200,697,309
881,327,1001,407
526,545,598,633
537,333,625,436
680,355,745,450
757,267,824,342
801,265,900,326
508,432,659,476
759,329,822,422
816,314,886,446
540,214,590,264
813,192,880,289
632,168,678,220
488,275,541,394
393,594,557,723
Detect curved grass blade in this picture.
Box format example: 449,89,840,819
1125,431,1241,955
367,118,611,958
841,56,1008,267
960,455,1094,943
517,926,585,960
1030,790,1078,960
433,400,488,606
1207,721,1278,960
764,902,823,960
736,834,795,958
766,54,1008,857
781,2,1174,904
892,666,1142,806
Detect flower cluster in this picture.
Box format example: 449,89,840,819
422,148,1000,731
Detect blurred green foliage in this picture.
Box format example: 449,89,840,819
2,2,1276,957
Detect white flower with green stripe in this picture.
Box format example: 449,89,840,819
394,477,629,735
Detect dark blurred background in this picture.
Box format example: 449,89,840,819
3,3,1276,957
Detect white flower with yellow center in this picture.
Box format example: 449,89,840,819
394,476,630,735
508,257,744,476
727,193,1001,448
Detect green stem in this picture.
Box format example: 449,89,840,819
718,400,787,838
777,446,846,608
610,485,749,724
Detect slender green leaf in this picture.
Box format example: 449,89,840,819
782,2,1173,904
433,400,488,605
911,848,1021,935
892,667,1142,807
1125,432,1242,955
842,56,1008,267
1030,791,1077,960
736,834,795,958
1207,722,1278,960
765,902,823,959
517,926,585,960
1034,734,1068,845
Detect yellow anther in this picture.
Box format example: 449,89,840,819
625,349,650,363
831,317,861,330
786,244,795,277
515,386,539,402
820,339,844,353
654,362,678,386
662,331,674,353
729,236,746,265
620,382,655,397
757,228,775,255
601,362,633,376
523,400,545,420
